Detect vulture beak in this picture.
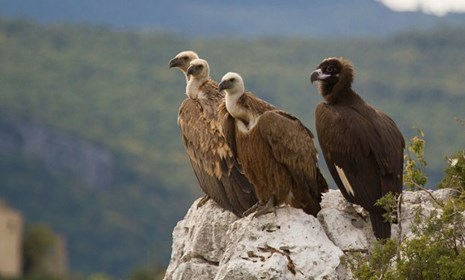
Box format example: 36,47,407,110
186,67,194,76
186,65,196,77
310,69,330,84
218,80,231,92
169,57,180,69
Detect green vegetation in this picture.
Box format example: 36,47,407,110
347,131,465,280
0,18,465,277
23,224,56,276
438,120,465,194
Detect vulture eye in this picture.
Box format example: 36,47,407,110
326,65,335,74
230,78,236,82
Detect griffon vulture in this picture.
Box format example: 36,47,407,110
310,57,404,239
218,72,328,217
169,53,257,217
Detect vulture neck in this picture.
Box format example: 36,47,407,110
184,72,191,83
322,82,356,105
186,77,207,99
225,92,252,130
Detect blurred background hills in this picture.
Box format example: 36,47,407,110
2,0,465,37
1,0,465,279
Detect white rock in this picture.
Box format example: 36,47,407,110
432,188,460,202
320,189,354,211
164,188,459,280
216,207,344,280
395,190,451,239
164,198,238,280
171,261,217,280
318,208,370,251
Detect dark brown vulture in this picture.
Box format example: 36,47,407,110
310,57,404,239
218,72,328,217
168,52,257,217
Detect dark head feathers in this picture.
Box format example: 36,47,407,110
310,57,356,103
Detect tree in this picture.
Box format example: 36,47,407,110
22,224,55,275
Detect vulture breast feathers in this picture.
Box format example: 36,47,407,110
169,53,257,217
219,72,328,217
311,57,405,239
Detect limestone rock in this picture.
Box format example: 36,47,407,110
216,207,345,280
164,198,238,280
164,189,458,280
318,190,373,251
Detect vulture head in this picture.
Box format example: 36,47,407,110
219,72,247,120
186,59,210,82
310,57,355,101
169,51,199,73
218,72,245,97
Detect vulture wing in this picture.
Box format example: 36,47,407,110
179,98,256,217
257,110,328,212
316,102,404,210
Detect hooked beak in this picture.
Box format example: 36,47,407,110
186,66,195,77
218,80,232,92
169,57,180,69
310,69,330,84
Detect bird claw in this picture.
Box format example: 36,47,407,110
243,203,259,217
197,195,210,208
243,198,276,218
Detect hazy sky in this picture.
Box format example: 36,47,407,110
379,0,465,16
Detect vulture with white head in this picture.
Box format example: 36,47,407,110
168,52,257,217
218,72,328,217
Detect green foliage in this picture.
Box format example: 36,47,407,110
396,203,465,280
374,192,398,224
438,118,465,204
87,273,112,280
438,150,465,193
404,129,428,189
346,240,399,280
19,224,74,280
129,266,164,280
350,130,465,280
23,224,56,274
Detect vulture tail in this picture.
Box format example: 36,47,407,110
370,212,391,240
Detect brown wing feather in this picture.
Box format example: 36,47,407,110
178,84,256,217
257,111,327,210
228,92,327,216
315,98,404,209
316,99,404,239
221,91,326,216
241,92,276,114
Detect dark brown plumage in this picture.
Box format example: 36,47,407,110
169,52,257,217
310,57,405,239
219,72,328,217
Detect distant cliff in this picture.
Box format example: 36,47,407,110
164,189,458,280
0,112,114,189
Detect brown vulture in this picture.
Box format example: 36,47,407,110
168,52,257,217
310,57,404,239
218,72,328,217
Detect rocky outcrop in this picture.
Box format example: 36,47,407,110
164,189,457,280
